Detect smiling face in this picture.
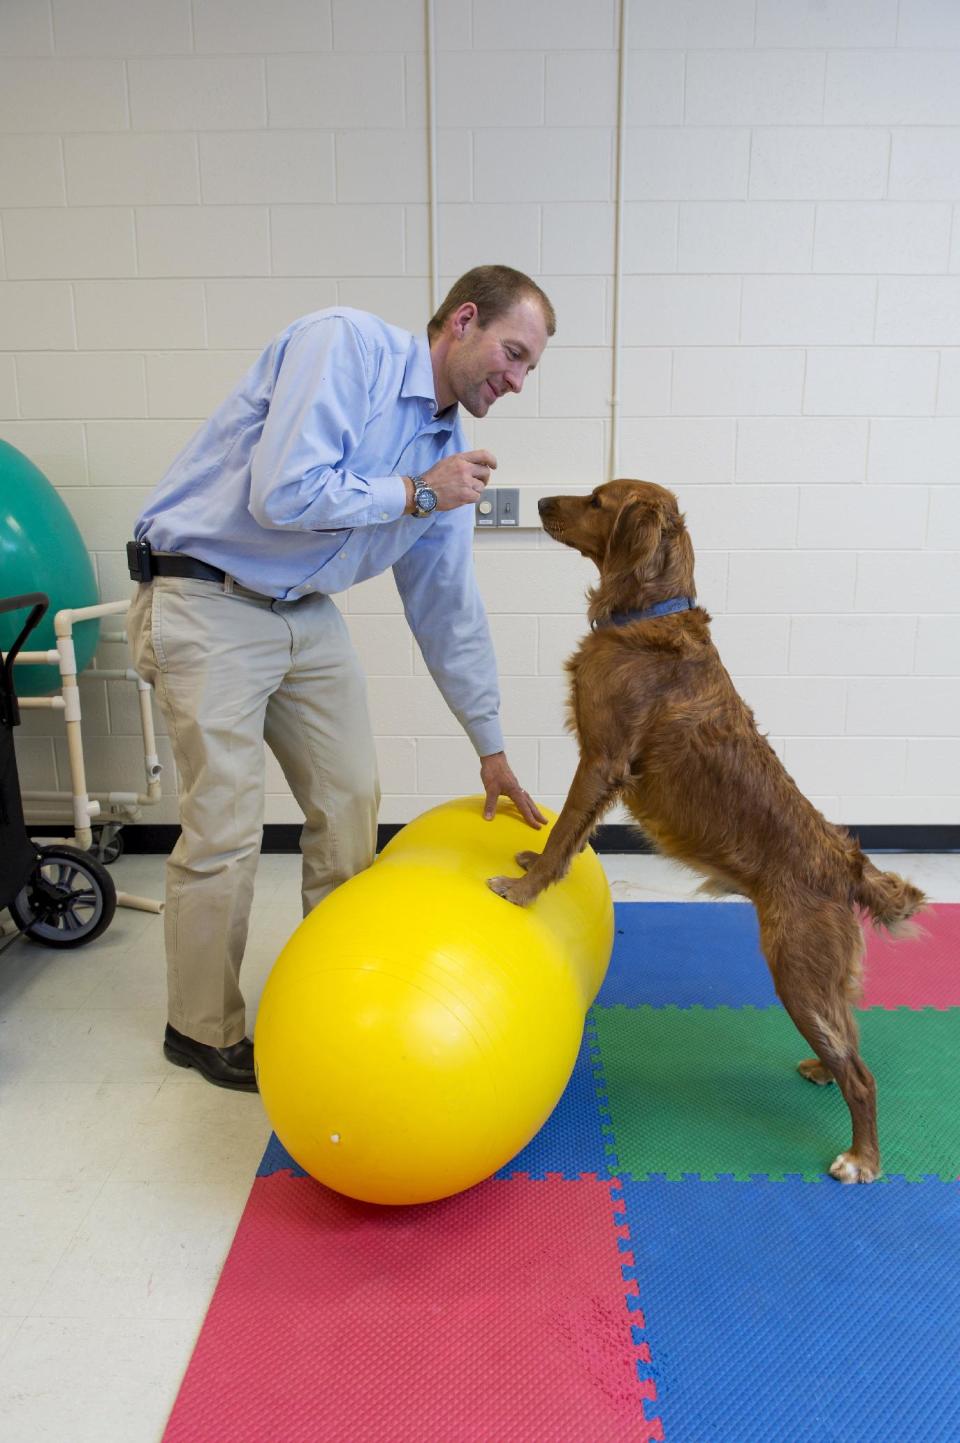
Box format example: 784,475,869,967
436,296,548,417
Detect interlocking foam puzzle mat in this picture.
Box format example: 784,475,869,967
163,902,960,1442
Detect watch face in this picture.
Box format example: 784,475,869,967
416,486,438,513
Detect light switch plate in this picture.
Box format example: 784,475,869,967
496,487,519,526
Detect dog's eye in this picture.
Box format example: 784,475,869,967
590,495,602,508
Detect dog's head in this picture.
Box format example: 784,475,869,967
539,480,695,623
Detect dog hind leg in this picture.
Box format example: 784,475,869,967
757,902,880,1183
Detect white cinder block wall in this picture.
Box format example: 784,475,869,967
2,0,959,829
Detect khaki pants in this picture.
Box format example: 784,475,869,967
127,576,379,1047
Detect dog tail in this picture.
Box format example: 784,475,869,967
854,860,927,938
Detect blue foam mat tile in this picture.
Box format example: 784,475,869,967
619,1175,960,1443
257,1132,307,1178
599,901,778,1008
496,1029,612,1179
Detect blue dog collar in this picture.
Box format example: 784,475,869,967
592,596,697,630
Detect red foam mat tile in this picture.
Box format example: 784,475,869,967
162,1172,661,1443
862,902,960,1009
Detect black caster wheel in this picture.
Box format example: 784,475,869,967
93,826,124,865
9,845,117,948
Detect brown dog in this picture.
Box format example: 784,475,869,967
488,479,926,1183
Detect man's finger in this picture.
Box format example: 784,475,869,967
515,790,546,829
464,449,497,469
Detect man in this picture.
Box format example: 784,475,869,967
127,264,554,1090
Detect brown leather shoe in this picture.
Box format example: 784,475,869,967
163,1023,258,1091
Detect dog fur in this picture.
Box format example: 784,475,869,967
488,479,926,1183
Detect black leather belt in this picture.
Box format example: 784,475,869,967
150,553,229,583
127,540,276,598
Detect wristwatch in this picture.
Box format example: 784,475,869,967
410,475,438,518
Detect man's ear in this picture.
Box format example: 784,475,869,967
451,302,478,339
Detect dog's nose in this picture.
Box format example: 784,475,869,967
538,496,554,515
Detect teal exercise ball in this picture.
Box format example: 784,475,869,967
0,439,99,696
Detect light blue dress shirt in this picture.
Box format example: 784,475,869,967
135,307,503,756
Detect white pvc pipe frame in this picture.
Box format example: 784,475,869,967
5,598,164,915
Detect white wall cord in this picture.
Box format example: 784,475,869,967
425,0,440,316
609,0,629,479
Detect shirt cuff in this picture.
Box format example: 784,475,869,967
367,474,408,523
467,718,505,758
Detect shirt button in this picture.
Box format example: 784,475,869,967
381,511,389,520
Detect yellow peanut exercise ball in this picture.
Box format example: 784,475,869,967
254,797,614,1206
380,794,613,1010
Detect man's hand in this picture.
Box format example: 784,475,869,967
479,751,547,829
407,450,497,512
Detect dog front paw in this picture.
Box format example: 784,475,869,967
487,875,532,907
514,850,539,872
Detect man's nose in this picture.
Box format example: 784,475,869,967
505,365,524,393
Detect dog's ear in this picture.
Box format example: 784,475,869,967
606,496,667,574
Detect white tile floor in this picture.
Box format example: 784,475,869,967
0,849,955,1442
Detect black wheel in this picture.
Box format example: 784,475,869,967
9,845,117,948
93,826,124,865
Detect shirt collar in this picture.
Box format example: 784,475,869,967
402,333,459,430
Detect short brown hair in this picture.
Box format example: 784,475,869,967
427,265,556,342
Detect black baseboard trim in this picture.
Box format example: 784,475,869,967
34,820,960,855
593,823,959,854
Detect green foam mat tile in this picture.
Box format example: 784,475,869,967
592,1004,960,1182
